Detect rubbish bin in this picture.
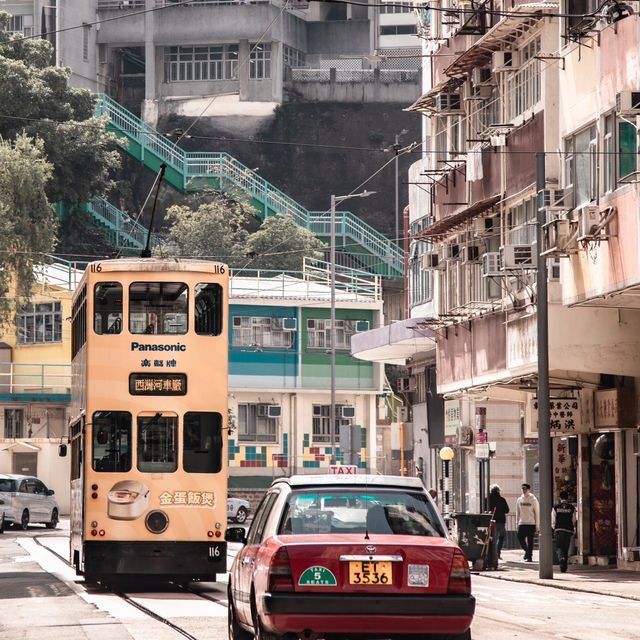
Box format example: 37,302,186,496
452,513,496,570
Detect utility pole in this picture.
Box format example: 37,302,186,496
536,152,553,579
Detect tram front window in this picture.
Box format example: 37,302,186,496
138,413,178,473
183,412,223,473
129,282,188,335
94,282,123,334
92,411,132,472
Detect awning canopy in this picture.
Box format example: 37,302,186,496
351,317,436,365
414,194,502,241
405,77,459,114
445,3,559,78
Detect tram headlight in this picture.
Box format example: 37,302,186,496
145,510,169,534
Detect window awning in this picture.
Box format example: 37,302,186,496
405,77,459,114
445,3,559,78
414,194,502,241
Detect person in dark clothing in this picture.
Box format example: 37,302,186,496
488,484,510,559
552,490,576,573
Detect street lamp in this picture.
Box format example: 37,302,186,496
389,129,409,246
439,446,455,527
329,190,376,465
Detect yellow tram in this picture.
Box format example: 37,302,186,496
64,258,228,584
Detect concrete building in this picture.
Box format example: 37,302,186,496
354,0,640,568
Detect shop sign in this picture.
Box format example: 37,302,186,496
444,400,462,437
531,397,585,434
594,388,636,428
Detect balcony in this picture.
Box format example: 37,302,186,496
0,364,71,402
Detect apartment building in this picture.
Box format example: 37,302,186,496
388,0,640,567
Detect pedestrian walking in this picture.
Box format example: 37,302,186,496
516,483,539,562
552,490,576,573
428,488,437,501
488,484,509,559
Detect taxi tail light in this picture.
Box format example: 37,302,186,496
447,550,471,594
267,548,294,593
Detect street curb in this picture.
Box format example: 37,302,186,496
474,569,640,602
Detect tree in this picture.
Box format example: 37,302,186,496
245,214,325,271
154,194,252,266
0,134,57,328
0,13,121,255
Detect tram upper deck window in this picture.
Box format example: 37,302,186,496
94,282,123,334
195,283,223,335
92,411,132,472
129,282,188,335
138,413,178,473
183,412,223,473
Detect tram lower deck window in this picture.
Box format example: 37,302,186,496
183,412,223,473
92,412,132,472
138,414,178,473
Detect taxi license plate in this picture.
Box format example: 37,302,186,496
349,560,392,585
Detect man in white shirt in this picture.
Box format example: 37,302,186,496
516,483,539,562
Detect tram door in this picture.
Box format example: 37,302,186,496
69,418,85,572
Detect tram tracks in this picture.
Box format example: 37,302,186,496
33,533,229,640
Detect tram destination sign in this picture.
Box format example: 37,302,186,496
129,373,187,395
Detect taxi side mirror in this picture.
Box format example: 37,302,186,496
226,527,247,544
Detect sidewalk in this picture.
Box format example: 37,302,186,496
474,548,640,601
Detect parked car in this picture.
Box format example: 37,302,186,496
228,497,251,524
0,474,59,530
226,474,475,640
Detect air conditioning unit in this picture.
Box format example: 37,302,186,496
462,81,474,101
282,317,297,331
440,243,461,261
471,66,492,86
355,320,370,332
465,245,480,262
474,217,494,237
491,50,517,73
422,253,443,270
541,218,578,257
341,406,356,419
577,204,603,240
539,188,572,211
457,425,474,446
267,405,282,418
616,90,640,115
435,92,463,114
500,244,535,269
482,252,502,277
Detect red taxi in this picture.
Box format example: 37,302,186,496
226,474,474,640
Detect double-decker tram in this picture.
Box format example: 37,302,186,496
65,258,228,585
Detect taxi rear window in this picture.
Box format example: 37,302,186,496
279,488,446,537
0,479,16,492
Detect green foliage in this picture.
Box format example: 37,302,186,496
154,194,252,266
0,13,120,202
246,214,325,271
0,134,57,328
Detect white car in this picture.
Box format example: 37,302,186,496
227,497,250,524
0,474,59,530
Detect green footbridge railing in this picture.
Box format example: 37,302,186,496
93,94,403,279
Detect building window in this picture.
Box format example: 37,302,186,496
18,302,62,344
507,196,537,245
82,26,89,62
602,114,614,194
619,119,637,180
232,316,294,348
506,36,541,120
307,318,360,350
379,24,417,35
250,43,271,79
379,4,413,13
283,45,305,69
312,405,352,443
565,125,597,207
237,403,277,442
4,409,24,438
164,44,239,82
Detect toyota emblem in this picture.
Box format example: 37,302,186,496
365,545,376,554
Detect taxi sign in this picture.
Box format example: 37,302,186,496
329,465,358,475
